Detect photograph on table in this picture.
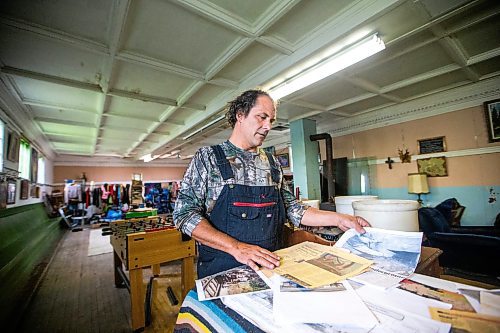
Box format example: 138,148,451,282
196,265,270,301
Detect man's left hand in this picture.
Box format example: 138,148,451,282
337,213,370,233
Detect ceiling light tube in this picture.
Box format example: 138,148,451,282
269,33,385,100
182,114,226,140
141,153,159,163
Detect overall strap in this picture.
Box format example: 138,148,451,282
211,145,234,180
265,151,281,184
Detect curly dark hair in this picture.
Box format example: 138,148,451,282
225,89,272,128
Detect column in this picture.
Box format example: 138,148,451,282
289,118,320,200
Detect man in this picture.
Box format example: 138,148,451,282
174,89,370,278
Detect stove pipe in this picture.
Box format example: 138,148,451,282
310,133,335,202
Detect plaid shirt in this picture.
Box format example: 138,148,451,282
173,140,308,236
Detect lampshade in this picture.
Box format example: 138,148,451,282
408,173,429,194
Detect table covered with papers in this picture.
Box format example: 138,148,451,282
173,228,500,333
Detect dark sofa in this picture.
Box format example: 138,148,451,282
418,198,500,277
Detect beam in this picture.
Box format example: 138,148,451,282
1,66,102,92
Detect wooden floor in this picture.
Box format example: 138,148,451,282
17,228,184,333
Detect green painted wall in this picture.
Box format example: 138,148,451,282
0,203,64,331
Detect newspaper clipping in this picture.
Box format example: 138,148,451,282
262,241,372,288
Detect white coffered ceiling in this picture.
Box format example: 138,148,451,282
0,0,499,166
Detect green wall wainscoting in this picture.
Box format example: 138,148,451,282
0,203,64,332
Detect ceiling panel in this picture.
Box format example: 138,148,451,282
0,0,112,44
470,56,500,77
298,77,368,106
213,41,279,82
208,0,278,24
38,121,97,136
390,70,470,100
265,0,352,45
455,15,500,57
123,0,240,72
30,106,98,125
112,61,196,99
0,29,104,83
12,77,100,109
335,95,395,115
358,42,456,88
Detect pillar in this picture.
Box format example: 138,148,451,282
289,118,320,200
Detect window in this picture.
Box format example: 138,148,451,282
37,157,45,184
18,139,30,179
360,174,366,194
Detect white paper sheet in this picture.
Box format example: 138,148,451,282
272,276,378,332
222,290,343,333
367,301,451,333
356,284,452,319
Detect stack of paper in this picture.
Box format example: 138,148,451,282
197,228,499,333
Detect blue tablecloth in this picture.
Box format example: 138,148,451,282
174,289,265,333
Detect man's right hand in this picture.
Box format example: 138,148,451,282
231,242,281,272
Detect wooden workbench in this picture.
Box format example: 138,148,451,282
110,220,195,332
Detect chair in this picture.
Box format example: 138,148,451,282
58,206,83,232
418,201,500,277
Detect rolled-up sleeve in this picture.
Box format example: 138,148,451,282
173,150,209,236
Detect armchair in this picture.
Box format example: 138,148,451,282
418,199,500,277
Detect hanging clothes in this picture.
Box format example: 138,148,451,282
101,184,109,200
122,184,130,205
64,183,82,203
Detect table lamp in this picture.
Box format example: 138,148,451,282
408,173,429,205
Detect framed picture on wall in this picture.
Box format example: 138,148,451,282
30,149,38,182
417,156,448,177
484,98,500,142
20,179,29,200
417,136,446,154
0,181,7,209
30,183,37,198
276,153,290,168
7,181,16,205
6,132,20,162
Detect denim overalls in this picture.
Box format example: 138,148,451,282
197,144,286,278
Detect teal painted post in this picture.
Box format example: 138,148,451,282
289,119,321,200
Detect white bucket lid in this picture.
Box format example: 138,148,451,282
352,199,419,212
334,195,378,205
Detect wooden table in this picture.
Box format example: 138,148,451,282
110,220,195,332
415,246,443,277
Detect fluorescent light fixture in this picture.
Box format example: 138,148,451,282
141,153,159,163
268,33,385,100
182,115,226,140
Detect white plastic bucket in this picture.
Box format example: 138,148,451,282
334,195,378,215
353,199,420,232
